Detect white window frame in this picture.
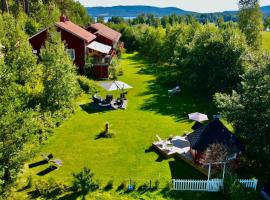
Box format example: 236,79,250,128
66,49,75,61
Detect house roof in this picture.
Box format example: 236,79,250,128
55,21,96,43
87,41,112,54
187,119,243,153
89,23,121,42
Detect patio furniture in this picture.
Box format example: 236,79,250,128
120,92,128,100
92,94,103,104
168,86,181,97
41,153,53,161
120,100,128,110
49,159,62,167
99,81,132,91
106,94,113,102
188,112,208,122
98,102,113,109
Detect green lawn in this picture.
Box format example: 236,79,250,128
262,31,270,51
16,52,219,199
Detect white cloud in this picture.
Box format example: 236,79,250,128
78,0,270,13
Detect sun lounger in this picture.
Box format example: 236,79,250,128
49,159,62,167
168,86,181,97
41,153,53,161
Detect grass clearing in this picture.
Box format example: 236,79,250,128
16,52,219,199
262,31,270,51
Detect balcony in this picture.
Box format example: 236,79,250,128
92,56,112,66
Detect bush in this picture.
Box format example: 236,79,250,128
72,167,99,194
117,181,128,191
137,182,148,192
109,57,120,80
103,179,114,191
223,175,259,200
153,180,160,190
34,178,68,198
116,66,124,76
77,76,98,94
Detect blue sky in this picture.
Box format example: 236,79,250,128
78,0,270,13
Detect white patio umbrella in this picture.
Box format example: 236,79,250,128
188,112,208,122
99,81,132,91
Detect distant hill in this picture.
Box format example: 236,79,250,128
86,5,193,17
261,5,270,14
87,5,270,17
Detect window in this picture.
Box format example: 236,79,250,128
66,49,75,61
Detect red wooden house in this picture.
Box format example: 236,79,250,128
29,16,121,79
85,23,122,78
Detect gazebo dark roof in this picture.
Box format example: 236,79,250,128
187,119,243,153
191,121,204,130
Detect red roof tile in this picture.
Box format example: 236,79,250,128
90,23,121,42
55,21,96,43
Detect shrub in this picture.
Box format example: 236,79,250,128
77,76,98,94
103,179,114,191
72,167,99,194
109,57,120,80
137,182,148,192
26,176,33,189
117,181,128,191
34,178,68,198
223,175,259,200
116,66,124,76
153,180,160,190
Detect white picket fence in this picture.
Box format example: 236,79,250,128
172,179,258,192
239,179,258,189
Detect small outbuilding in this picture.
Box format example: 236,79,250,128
187,119,243,163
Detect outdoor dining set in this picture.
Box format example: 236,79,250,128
92,80,133,110
92,93,128,110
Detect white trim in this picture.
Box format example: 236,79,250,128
66,49,75,61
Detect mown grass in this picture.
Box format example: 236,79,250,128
262,31,270,51
15,52,219,199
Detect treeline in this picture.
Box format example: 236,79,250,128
109,0,270,181
0,0,92,35
110,21,245,95
107,12,270,30
0,0,94,194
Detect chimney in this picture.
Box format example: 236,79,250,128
60,15,68,22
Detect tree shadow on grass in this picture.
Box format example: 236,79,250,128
127,53,216,121
144,145,167,162
58,192,83,200
80,103,115,114
168,159,206,180
28,160,48,168
36,166,57,176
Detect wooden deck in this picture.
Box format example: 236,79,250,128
153,136,208,176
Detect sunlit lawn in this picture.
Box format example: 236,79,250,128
262,31,270,51
16,52,220,199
